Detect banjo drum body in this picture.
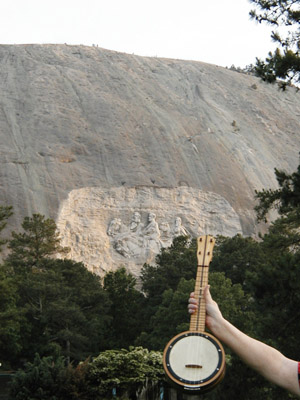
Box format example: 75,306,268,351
163,331,225,394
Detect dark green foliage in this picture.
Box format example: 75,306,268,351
1,213,111,368
103,267,146,349
138,272,253,353
9,354,91,400
211,234,265,288
255,164,300,221
255,48,300,89
6,214,69,271
9,354,67,400
62,360,91,400
255,164,300,252
247,251,300,361
14,259,111,364
0,205,13,251
140,236,197,322
250,0,300,31
88,347,164,399
137,278,195,350
0,267,23,368
249,0,300,87
9,349,164,400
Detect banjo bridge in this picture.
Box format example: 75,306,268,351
185,364,203,369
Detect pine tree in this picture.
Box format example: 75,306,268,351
103,267,146,349
6,213,69,271
249,0,300,87
0,205,13,251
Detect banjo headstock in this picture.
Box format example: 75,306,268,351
197,236,216,267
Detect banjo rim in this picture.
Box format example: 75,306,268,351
163,330,226,393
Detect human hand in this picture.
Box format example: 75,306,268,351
188,286,223,333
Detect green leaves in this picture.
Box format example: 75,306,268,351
0,205,13,251
0,267,23,367
255,164,300,252
9,354,67,400
9,349,164,400
88,347,164,398
103,268,146,349
9,354,92,400
7,214,69,271
249,0,300,86
137,278,194,350
255,165,300,221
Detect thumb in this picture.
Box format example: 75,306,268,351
204,285,213,303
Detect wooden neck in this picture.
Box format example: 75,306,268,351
190,236,215,332
189,265,209,331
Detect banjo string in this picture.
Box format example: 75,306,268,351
195,235,208,376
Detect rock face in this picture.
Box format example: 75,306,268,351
56,186,242,275
0,44,300,272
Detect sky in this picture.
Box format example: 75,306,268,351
1,0,277,68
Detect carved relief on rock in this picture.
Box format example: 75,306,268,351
107,212,189,259
56,186,243,277
110,212,144,258
173,216,189,237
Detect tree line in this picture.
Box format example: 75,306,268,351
1,163,300,399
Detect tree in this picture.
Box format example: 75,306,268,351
103,268,146,349
9,354,67,400
10,349,164,400
255,164,300,221
138,271,254,352
2,214,113,367
13,259,110,365
140,236,197,322
0,205,13,251
88,347,165,399
249,0,300,87
211,235,264,283
137,278,195,350
9,354,91,400
0,266,23,368
254,163,300,250
6,213,69,271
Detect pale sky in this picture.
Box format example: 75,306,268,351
1,0,277,68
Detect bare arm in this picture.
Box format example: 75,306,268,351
188,286,300,397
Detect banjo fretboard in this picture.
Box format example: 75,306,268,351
190,236,215,332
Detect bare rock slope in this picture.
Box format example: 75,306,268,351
0,44,300,273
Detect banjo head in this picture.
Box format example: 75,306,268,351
163,331,225,394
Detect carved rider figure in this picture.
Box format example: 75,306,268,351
173,216,189,237
143,213,161,254
107,218,123,237
113,212,144,258
129,211,144,234
159,220,173,248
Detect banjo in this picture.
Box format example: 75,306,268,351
163,235,226,394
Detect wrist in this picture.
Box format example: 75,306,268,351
209,315,228,339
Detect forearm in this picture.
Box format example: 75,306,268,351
212,317,300,396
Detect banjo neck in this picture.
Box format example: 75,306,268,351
190,235,215,332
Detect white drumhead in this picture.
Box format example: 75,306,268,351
168,334,220,382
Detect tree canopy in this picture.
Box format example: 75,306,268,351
249,0,300,87
6,214,69,271
0,205,13,251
